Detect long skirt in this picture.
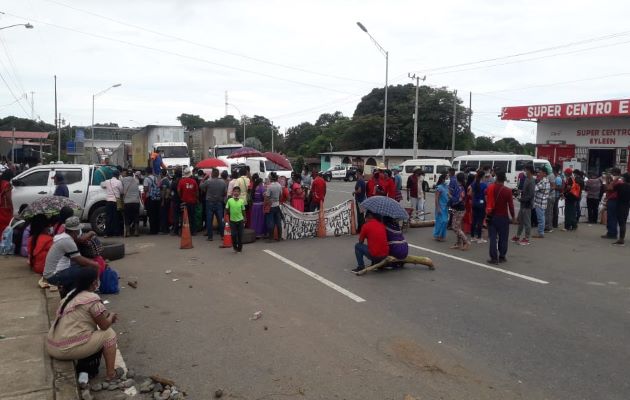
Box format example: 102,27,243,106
433,206,448,239
250,202,266,237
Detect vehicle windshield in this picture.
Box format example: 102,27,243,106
156,146,188,158
265,160,290,171
215,146,243,157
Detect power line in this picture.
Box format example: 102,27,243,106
43,0,378,86
270,95,362,120
410,29,630,74
0,36,27,97
0,69,30,117
479,72,630,94
4,11,366,97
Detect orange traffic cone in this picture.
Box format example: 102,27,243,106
221,222,233,248
180,207,193,249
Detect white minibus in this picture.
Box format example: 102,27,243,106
452,155,534,188
399,159,451,189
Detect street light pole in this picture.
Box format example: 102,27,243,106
227,103,247,144
91,83,121,163
270,121,274,153
357,22,388,164
408,73,426,160
0,23,34,31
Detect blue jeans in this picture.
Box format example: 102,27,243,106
354,242,385,269
47,265,81,291
535,207,546,236
206,201,224,239
266,206,283,239
606,199,618,237
488,215,509,261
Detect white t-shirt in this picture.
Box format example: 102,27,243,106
43,233,80,279
417,176,425,196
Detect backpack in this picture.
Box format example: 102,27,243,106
99,266,119,294
0,223,15,255
570,181,581,200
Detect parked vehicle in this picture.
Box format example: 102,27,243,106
453,154,534,189
399,159,451,190
11,164,144,235
189,127,239,163
323,165,357,182
132,125,190,170
228,157,293,181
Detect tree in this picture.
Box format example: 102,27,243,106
177,113,206,130
244,137,263,151
494,138,523,154
0,116,55,132
475,136,496,151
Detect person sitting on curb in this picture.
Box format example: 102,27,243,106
47,268,119,381
352,212,389,274
43,216,100,296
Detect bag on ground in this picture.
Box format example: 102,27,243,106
99,266,119,294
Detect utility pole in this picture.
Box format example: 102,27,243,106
30,91,35,120
451,90,458,162
11,127,15,163
58,113,63,162
408,73,426,159
54,75,60,162
224,91,228,116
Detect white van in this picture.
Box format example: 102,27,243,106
226,157,293,181
399,159,451,189
452,154,534,189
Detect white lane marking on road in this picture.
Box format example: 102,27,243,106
408,244,549,285
263,249,366,303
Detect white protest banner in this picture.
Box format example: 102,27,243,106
281,200,355,240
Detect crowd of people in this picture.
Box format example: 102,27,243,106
96,161,331,250
351,163,630,272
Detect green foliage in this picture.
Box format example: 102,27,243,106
494,137,524,154
293,156,305,174
0,116,55,132
177,114,206,130
475,136,496,151
244,136,263,151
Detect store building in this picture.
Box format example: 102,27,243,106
501,98,630,175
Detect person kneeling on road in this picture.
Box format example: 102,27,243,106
352,212,389,274
43,216,100,296
47,267,119,381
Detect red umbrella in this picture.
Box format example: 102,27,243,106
196,158,227,169
227,147,263,158
263,152,292,170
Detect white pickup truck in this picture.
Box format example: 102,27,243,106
11,164,144,235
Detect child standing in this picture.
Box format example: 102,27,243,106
225,187,246,253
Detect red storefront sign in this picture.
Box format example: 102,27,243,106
501,99,630,121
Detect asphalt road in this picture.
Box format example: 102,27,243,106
105,181,630,400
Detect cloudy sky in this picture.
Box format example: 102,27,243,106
2,0,630,144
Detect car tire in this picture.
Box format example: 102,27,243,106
100,241,125,261
242,228,257,244
348,175,355,182
325,175,332,182
89,206,108,236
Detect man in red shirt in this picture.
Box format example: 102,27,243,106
485,171,516,264
310,171,327,211
353,212,389,274
177,167,199,234
366,169,387,198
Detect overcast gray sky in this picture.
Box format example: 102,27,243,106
2,0,630,144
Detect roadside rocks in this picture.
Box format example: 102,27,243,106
86,372,186,399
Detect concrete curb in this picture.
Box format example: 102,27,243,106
44,289,80,400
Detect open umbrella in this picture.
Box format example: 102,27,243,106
360,196,409,220
20,196,82,220
263,152,292,170
196,158,228,169
227,147,262,159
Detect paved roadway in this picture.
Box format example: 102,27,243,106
106,181,630,399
